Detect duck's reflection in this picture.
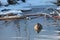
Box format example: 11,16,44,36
34,23,43,33
13,20,20,32
13,20,21,40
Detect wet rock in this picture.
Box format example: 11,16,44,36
1,9,10,12
7,0,17,4
21,0,25,2
52,0,60,6
0,1,2,6
6,13,16,16
34,23,43,33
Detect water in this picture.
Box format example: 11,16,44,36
0,5,60,40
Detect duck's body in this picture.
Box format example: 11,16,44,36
34,23,43,33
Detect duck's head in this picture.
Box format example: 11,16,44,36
34,23,43,33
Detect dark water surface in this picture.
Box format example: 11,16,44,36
0,5,60,40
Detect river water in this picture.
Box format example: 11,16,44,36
0,5,60,40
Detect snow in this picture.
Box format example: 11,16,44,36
0,0,56,7
26,0,56,6
59,14,60,16
0,0,31,10
5,3,31,10
0,1,32,12
0,0,8,5
0,0,56,15
0,10,22,15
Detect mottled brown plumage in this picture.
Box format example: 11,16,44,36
34,23,43,33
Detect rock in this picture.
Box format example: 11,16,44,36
7,0,17,4
21,0,25,2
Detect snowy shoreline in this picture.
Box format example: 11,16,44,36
0,0,56,14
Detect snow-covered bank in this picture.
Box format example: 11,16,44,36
0,0,8,5
26,0,56,6
0,0,32,12
0,0,56,6
0,2,32,12
0,0,56,7
0,10,22,15
0,0,56,13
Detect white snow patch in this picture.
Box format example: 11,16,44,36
0,0,8,5
0,2,32,11
26,0,56,6
0,10,22,15
0,0,56,14
57,6,60,10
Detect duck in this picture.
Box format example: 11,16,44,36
34,23,43,33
